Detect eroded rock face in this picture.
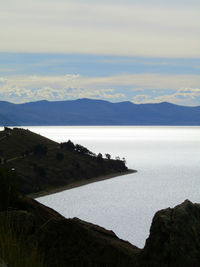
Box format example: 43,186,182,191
142,200,200,267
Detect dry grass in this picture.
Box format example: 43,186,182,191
0,215,45,267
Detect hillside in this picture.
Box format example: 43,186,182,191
1,178,200,267
0,127,129,195
0,99,200,125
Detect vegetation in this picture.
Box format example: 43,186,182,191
60,140,75,150
105,153,111,160
0,169,199,267
0,216,45,267
0,168,45,267
0,127,128,195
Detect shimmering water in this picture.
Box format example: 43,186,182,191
23,126,200,248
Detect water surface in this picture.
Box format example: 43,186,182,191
23,126,200,248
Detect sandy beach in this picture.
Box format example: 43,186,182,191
28,169,136,199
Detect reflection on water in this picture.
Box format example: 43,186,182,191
23,126,200,248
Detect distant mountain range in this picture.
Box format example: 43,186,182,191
0,98,200,126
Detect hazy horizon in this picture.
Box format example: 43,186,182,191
1,0,200,107
1,97,200,108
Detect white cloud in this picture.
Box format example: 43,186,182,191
0,74,126,103
1,73,200,92
0,0,199,57
133,88,200,106
0,73,200,105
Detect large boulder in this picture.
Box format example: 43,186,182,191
142,200,200,267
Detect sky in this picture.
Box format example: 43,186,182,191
0,0,200,106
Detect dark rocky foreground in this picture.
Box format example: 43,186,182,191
2,196,200,267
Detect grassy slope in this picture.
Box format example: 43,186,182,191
0,128,128,194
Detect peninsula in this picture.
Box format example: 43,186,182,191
0,127,134,196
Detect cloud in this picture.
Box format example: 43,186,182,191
1,0,199,57
82,74,200,90
0,73,199,105
0,74,126,103
1,73,200,91
133,88,200,106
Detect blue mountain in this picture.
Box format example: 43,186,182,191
0,98,200,125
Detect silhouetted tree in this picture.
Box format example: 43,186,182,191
105,153,111,160
97,153,103,162
60,140,75,151
75,144,95,156
122,157,126,165
4,127,10,131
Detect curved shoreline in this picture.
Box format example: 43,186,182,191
28,169,136,199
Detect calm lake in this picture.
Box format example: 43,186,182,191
24,126,200,248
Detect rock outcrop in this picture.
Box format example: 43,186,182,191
1,198,200,266
141,199,200,267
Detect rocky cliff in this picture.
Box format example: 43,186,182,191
1,197,200,266
141,199,200,267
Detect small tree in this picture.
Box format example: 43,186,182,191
105,153,111,160
75,144,95,157
4,127,10,131
122,157,126,165
97,153,103,162
60,140,75,151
